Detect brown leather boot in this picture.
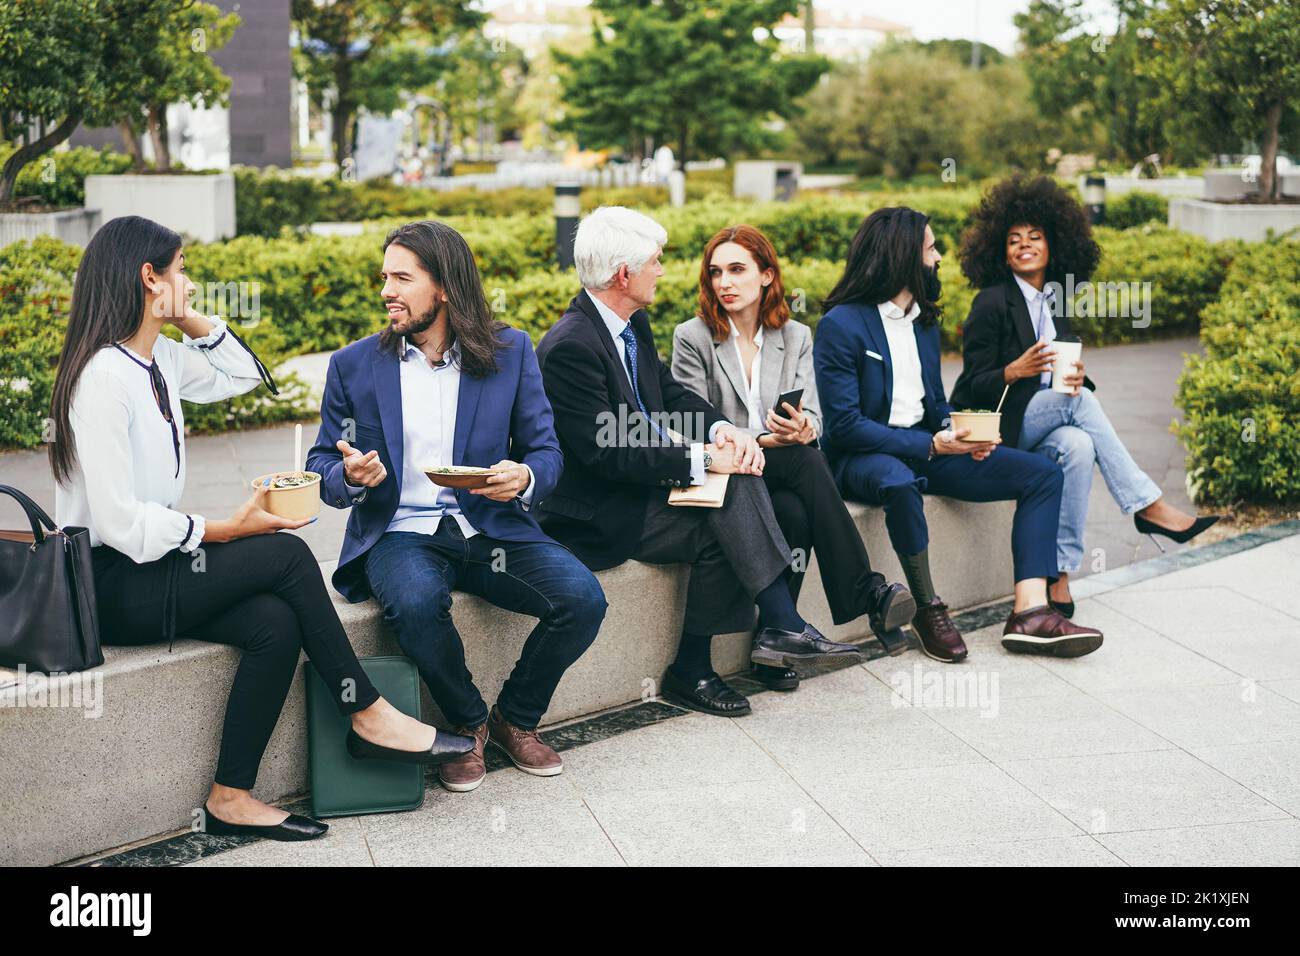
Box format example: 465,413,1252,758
1002,605,1103,658
911,598,968,662
437,721,488,793
487,705,563,777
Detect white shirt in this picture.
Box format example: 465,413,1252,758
1014,274,1058,387
728,318,765,430
586,290,720,485
348,337,535,537
54,319,265,563
878,299,926,427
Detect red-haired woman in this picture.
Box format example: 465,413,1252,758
672,225,915,688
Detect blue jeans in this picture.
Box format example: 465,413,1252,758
364,522,607,729
1018,387,1161,574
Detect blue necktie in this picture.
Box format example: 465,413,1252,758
619,325,665,439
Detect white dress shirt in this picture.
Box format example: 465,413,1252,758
1014,274,1058,387
347,337,534,537
586,290,720,485
54,319,265,563
878,299,926,427
728,318,765,430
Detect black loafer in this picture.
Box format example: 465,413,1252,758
662,669,752,716
751,623,862,667
202,803,328,842
750,663,800,691
869,582,918,634
1048,597,1075,619
346,728,475,766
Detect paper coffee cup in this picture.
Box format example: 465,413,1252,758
1051,338,1083,394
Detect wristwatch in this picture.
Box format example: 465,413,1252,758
702,450,713,470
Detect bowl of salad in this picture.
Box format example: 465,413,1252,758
421,464,503,490
948,410,1002,443
250,471,322,520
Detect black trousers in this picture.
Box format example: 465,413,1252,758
762,443,886,625
92,533,380,790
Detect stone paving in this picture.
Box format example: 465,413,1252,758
179,530,1300,867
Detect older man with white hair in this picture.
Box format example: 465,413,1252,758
536,206,862,716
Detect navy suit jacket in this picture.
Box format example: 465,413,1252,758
813,302,954,483
307,328,563,603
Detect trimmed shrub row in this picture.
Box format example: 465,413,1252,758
1174,241,1300,506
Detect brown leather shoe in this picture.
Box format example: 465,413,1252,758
437,721,488,792
911,598,968,662
487,705,563,777
1002,605,1103,658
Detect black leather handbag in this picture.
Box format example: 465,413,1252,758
0,484,103,673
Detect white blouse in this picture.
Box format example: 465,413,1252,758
54,319,268,563
728,318,765,429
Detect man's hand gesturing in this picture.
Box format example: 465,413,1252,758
337,439,387,488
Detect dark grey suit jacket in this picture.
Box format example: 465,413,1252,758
670,316,822,441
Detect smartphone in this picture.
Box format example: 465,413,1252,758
770,387,805,420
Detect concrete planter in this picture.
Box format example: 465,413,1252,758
1169,198,1300,242
1202,169,1300,202
0,207,101,247
83,172,235,242
734,160,802,202
1077,175,1203,198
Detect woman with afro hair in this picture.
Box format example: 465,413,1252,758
951,175,1219,617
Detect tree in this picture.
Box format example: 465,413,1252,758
554,0,828,163
1142,0,1300,199
0,0,110,203
291,0,483,175
114,1,240,171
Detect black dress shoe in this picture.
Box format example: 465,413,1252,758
875,625,911,656
751,622,862,667
869,581,917,633
1135,513,1221,552
1048,597,1075,619
750,663,800,691
346,728,475,766
202,803,328,842
661,668,752,716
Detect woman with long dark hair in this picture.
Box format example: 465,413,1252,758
671,225,916,689
952,175,1220,615
51,216,472,842
814,206,1106,663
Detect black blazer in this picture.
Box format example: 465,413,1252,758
950,279,1096,450
535,290,728,571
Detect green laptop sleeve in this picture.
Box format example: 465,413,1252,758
305,655,426,818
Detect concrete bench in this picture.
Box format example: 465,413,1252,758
0,498,1013,866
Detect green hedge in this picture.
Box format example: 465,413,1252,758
1104,191,1169,230
0,238,312,451
1175,241,1300,505
1,146,134,209
0,212,1240,451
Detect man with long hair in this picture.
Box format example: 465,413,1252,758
308,220,608,793
814,207,1105,662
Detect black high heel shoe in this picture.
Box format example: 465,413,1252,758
202,802,328,842
1134,513,1222,553
1048,597,1075,619
346,727,475,766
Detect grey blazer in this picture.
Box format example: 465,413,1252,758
670,315,822,440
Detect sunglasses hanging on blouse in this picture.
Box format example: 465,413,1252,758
112,327,278,478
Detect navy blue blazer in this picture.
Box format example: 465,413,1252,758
307,328,563,603
812,302,954,482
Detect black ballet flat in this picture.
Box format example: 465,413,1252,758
346,727,475,766
202,802,328,842
1135,514,1222,552
1048,597,1075,619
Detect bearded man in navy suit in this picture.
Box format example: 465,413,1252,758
309,220,606,793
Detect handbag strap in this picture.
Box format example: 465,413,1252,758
0,484,57,544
